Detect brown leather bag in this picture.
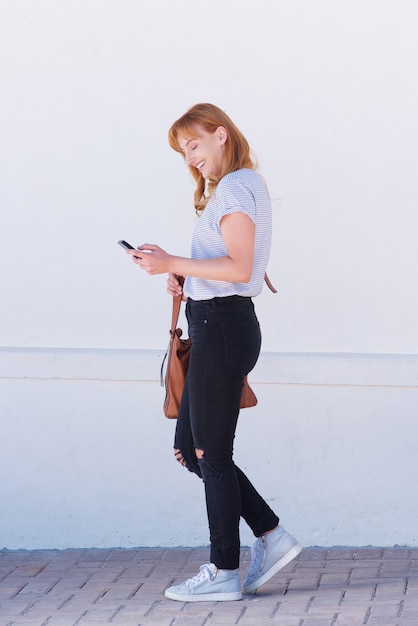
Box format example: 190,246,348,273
161,295,258,419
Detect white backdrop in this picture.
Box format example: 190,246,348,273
1,0,418,550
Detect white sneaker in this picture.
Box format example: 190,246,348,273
243,525,302,593
165,563,242,602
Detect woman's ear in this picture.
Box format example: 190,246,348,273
217,126,228,145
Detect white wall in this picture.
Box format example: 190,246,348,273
1,0,417,549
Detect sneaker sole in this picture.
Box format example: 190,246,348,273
165,589,242,602
243,543,303,593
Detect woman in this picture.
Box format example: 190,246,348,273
128,103,301,601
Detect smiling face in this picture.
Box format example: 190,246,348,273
177,124,228,179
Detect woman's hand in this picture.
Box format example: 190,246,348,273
125,211,255,287
167,273,186,299
127,245,187,299
127,244,170,275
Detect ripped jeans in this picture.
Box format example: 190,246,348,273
174,296,279,570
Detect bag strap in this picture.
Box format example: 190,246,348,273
170,295,182,333
264,273,277,293
160,294,182,387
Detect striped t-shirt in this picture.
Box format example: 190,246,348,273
183,168,272,300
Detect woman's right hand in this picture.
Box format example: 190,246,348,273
167,273,186,299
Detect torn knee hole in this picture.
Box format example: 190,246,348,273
174,448,187,467
195,448,204,460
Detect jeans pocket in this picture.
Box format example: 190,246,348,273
221,320,261,375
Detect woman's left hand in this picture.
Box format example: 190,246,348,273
127,244,171,275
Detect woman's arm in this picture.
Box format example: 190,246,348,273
130,212,255,283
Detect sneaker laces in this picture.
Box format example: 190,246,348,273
182,564,217,590
247,537,266,578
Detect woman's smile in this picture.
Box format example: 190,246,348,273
178,124,227,179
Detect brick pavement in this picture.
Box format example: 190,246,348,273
1,547,418,626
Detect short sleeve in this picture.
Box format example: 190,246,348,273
214,178,256,228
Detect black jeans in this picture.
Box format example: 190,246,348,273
174,296,279,570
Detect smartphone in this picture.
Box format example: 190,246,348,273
118,240,135,250
118,239,144,260
118,240,151,257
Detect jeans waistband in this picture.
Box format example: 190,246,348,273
188,295,251,305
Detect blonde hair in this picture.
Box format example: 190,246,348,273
168,103,256,212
